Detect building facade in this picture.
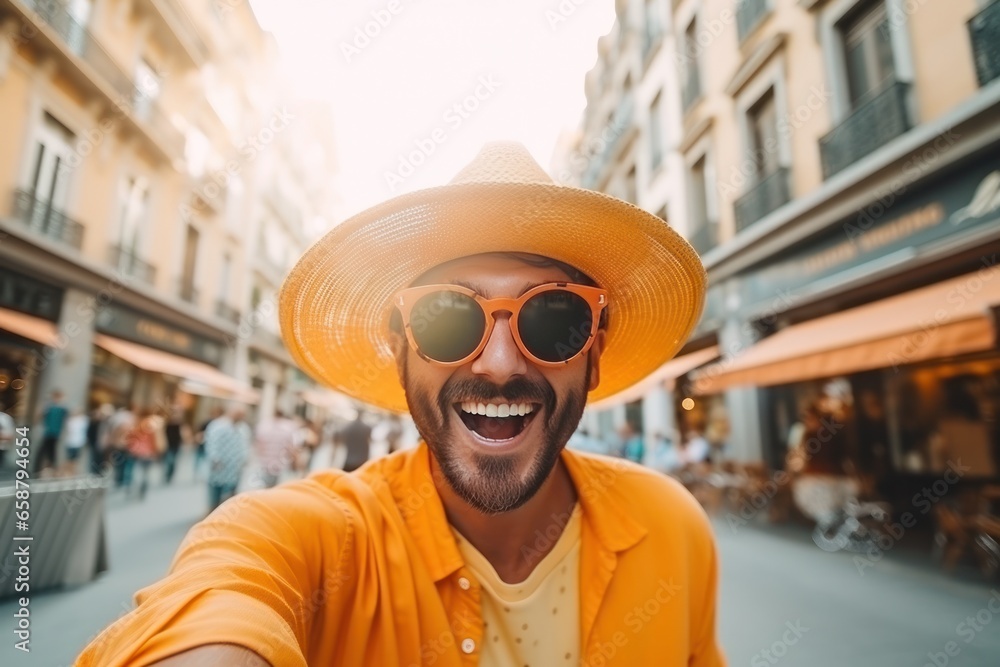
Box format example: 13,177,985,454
0,0,339,450
568,0,1000,488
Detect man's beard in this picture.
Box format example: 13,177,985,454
404,363,590,514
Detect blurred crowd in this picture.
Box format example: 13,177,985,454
0,388,408,514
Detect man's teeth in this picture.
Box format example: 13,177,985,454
460,402,534,417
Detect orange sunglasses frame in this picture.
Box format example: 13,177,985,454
392,282,609,367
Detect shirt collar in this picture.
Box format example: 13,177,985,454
387,443,647,583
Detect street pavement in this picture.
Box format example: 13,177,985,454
1,455,998,666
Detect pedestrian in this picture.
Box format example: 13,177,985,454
618,421,645,464
194,405,224,481
106,404,136,488
125,408,159,501
62,408,89,476
162,404,187,484
86,403,114,476
35,389,68,474
205,406,251,512
252,410,297,488
338,411,372,473
79,143,723,665
0,403,15,470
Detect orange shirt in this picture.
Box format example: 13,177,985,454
76,443,725,666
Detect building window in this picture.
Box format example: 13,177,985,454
649,91,664,172
133,58,162,120
642,0,662,59
27,113,75,209
681,19,702,111
747,88,780,180
180,225,200,303
114,176,150,254
841,1,896,108
688,154,717,254
219,253,231,302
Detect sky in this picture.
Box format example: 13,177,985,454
248,0,617,222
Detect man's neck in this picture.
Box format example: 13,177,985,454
431,452,578,585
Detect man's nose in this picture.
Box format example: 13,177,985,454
470,313,528,383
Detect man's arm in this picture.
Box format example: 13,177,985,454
75,480,353,667
150,644,271,666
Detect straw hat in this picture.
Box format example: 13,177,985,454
279,142,706,413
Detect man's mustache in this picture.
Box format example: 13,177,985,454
437,377,555,414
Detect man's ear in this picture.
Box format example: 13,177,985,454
587,330,607,392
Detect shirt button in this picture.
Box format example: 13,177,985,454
458,576,471,590
461,638,475,654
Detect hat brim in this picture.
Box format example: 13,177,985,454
278,181,706,413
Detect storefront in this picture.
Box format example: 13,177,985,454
0,267,64,424
695,147,1000,493
90,304,256,419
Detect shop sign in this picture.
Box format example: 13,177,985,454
739,152,1000,311
95,305,224,365
0,268,62,321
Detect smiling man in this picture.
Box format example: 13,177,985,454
77,143,724,666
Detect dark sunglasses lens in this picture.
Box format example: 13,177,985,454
410,291,486,363
519,290,593,362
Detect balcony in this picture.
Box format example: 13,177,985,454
688,221,719,255
580,94,635,189
10,189,84,249
146,0,210,66
177,280,200,305
108,245,156,285
819,80,911,179
969,0,1000,86
14,0,184,159
733,167,791,233
215,300,241,325
681,67,702,113
737,0,771,43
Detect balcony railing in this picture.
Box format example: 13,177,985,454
969,0,1000,87
681,67,702,113
688,221,719,255
149,0,210,63
18,0,184,157
733,167,791,232
215,300,241,325
108,244,156,285
11,189,84,249
737,0,771,42
819,79,911,179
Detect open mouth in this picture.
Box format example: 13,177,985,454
455,401,540,443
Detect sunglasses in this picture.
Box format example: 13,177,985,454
392,282,609,367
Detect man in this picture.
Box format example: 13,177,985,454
77,143,723,666
193,405,225,480
105,404,137,487
204,406,252,512
35,389,68,473
253,409,297,487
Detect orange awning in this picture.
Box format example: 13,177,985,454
94,334,258,403
693,269,1000,394
0,307,59,346
590,345,719,408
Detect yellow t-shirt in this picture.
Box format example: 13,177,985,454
452,506,582,667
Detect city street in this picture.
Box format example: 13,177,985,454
2,458,998,666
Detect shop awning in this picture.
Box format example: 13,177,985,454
0,307,60,346
692,269,1000,394
589,345,720,409
94,334,259,403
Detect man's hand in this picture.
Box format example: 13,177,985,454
150,644,271,666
